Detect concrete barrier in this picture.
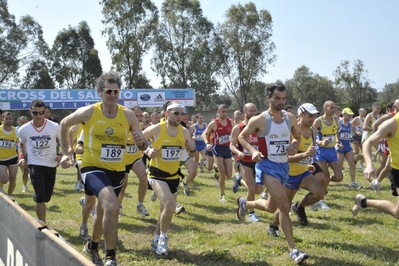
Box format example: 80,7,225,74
0,193,93,266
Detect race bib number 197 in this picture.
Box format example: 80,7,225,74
162,145,182,161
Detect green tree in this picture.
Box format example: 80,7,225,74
381,79,399,104
286,65,338,108
334,60,377,111
216,2,276,107
21,59,55,89
50,21,102,89
151,0,216,95
100,0,158,89
0,0,47,87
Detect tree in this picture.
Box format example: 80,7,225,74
381,79,399,104
0,0,47,87
100,0,158,89
334,60,377,111
151,0,216,93
286,65,338,108
21,59,55,89
216,2,276,107
50,21,102,89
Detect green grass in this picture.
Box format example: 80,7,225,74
9,162,399,265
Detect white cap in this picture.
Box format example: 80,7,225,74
297,103,319,115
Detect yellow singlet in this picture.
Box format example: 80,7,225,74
388,112,399,169
82,102,129,171
289,132,313,176
148,122,185,180
0,126,18,160
318,117,338,148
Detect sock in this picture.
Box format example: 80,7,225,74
154,233,160,242
160,231,168,239
105,249,115,259
361,198,367,208
89,240,99,251
249,211,255,214
138,201,143,206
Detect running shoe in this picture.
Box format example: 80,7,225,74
352,194,366,216
318,200,330,210
83,242,103,266
156,236,168,255
260,192,268,200
291,202,308,226
137,205,150,217
236,196,247,221
80,226,90,241
290,247,308,264
266,222,280,238
175,203,186,215
248,212,260,222
181,181,191,196
232,173,242,193
22,185,28,193
220,194,227,203
104,256,117,266
370,179,381,193
350,182,362,190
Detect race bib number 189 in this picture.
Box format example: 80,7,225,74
100,144,125,162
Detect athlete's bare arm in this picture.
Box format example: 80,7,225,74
124,108,147,150
229,125,243,158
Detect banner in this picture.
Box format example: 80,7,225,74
0,89,195,110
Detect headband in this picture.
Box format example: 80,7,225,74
167,103,185,110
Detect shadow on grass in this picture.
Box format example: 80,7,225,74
130,247,272,266
312,240,399,264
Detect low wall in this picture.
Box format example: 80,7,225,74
0,194,93,266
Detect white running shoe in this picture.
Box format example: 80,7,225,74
352,194,366,216
156,236,168,255
22,185,28,193
318,200,330,210
370,179,381,193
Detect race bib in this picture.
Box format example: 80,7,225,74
126,144,138,154
0,139,14,149
244,145,258,155
218,135,230,145
339,132,351,141
323,134,335,143
100,144,125,162
161,145,182,161
269,140,289,156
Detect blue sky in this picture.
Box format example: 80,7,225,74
8,0,399,90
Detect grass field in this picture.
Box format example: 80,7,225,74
7,162,399,265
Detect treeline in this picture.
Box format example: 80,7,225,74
1,0,399,111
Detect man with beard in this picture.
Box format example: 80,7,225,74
236,84,308,264
230,103,263,222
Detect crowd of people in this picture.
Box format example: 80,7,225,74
1,72,399,265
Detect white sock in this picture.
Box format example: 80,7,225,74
160,231,168,239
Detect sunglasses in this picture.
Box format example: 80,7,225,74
31,111,45,115
170,111,186,116
103,89,120,94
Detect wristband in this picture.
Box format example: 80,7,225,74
18,154,25,160
189,149,196,153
